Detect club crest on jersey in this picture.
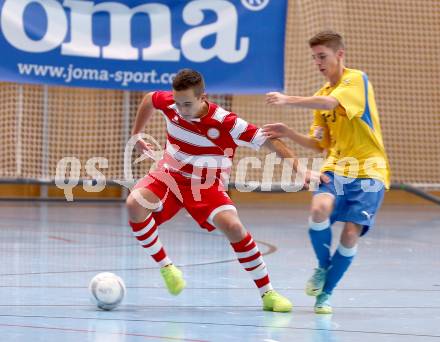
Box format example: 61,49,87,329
207,128,220,139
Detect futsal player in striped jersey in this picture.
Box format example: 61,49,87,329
126,69,321,312
263,31,390,314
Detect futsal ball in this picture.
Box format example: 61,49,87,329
89,272,126,311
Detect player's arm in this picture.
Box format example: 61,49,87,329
132,92,155,135
262,138,329,187
266,92,339,110
262,123,323,152
131,92,157,155
262,138,299,170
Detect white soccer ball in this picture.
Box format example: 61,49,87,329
89,272,126,311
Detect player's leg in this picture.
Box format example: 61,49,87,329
212,209,292,312
126,187,171,266
126,176,185,295
184,181,291,311
323,221,362,295
315,222,361,314
306,174,336,297
315,180,385,314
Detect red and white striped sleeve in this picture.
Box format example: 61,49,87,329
221,112,267,151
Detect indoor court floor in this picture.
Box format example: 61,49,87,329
0,200,439,341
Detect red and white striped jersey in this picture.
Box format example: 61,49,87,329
151,91,267,181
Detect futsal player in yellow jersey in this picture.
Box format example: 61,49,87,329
263,31,390,314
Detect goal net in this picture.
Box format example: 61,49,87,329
1,0,439,190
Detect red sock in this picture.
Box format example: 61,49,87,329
231,232,273,295
129,214,171,267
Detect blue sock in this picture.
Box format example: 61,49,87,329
323,244,357,295
308,218,332,269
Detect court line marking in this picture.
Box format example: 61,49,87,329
0,304,439,309
0,322,207,342
47,235,76,243
0,314,438,339
0,285,438,292
0,240,276,277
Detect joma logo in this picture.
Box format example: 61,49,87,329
1,0,251,63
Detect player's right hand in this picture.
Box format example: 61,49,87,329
302,170,330,191
262,123,290,138
266,92,289,105
135,139,156,160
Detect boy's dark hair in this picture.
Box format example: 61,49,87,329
309,30,345,51
172,69,205,97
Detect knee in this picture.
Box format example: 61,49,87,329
218,219,245,240
341,226,361,247
310,202,332,222
126,192,152,221
125,193,138,212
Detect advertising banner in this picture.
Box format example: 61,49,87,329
0,0,287,93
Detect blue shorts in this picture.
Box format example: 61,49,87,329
314,172,385,236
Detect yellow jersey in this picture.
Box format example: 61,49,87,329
309,68,390,188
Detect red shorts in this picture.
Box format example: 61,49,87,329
133,170,235,231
